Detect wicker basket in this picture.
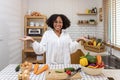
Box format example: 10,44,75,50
81,40,86,45
84,43,105,53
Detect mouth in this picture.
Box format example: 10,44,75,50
55,26,61,30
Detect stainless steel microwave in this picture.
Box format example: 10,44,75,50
28,29,42,36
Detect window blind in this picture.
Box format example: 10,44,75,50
104,0,120,47
116,0,120,45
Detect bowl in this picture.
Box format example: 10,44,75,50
81,66,104,75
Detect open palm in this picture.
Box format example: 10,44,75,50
20,36,33,41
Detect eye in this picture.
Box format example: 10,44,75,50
54,21,63,24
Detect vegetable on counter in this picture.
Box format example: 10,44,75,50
96,54,102,65
85,52,96,63
15,64,20,72
55,70,64,73
79,57,88,67
64,67,75,72
79,52,105,68
34,64,39,74
35,64,49,75
66,70,71,75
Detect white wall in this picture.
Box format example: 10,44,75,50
26,0,120,57
0,0,23,70
26,0,100,40
96,0,104,39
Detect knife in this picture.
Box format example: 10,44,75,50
65,67,81,79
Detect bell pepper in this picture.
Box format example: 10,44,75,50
80,57,88,66
85,52,96,64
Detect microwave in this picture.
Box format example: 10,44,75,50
28,29,43,36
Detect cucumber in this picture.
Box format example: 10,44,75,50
55,70,64,73
15,64,20,72
64,67,75,72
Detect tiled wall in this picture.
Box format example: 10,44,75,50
66,26,96,40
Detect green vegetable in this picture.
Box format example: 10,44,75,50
97,39,102,43
96,39,102,45
85,52,96,63
55,70,64,73
64,67,75,72
15,64,20,72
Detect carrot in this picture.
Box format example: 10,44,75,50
34,64,39,74
35,64,49,75
96,54,102,65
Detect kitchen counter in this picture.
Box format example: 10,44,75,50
79,42,108,56
0,64,120,80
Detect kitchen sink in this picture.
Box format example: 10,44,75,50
102,55,120,69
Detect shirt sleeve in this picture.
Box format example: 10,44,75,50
32,32,47,54
68,34,80,54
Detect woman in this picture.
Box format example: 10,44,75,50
21,14,86,64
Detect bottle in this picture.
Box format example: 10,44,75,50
88,35,90,39
94,7,97,13
92,8,95,13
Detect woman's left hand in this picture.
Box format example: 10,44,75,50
76,37,88,42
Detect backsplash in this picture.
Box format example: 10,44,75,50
66,25,96,41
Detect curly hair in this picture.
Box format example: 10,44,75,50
46,14,71,29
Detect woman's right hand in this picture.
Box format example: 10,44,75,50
20,36,35,42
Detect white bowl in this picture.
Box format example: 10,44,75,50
81,66,104,75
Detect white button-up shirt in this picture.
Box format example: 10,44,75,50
32,29,79,64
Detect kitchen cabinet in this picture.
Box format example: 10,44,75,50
77,13,97,25
71,49,84,64
22,15,47,63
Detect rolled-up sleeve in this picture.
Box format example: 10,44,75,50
67,34,79,54
32,32,47,54
70,41,79,54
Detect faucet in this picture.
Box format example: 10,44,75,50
108,46,112,55
108,40,113,56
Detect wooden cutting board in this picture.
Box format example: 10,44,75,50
46,69,82,80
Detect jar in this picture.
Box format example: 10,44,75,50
35,22,39,26
27,10,32,15
30,22,34,26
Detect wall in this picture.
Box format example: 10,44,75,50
26,0,120,58
0,0,119,71
0,0,22,70
26,0,101,40
96,0,104,40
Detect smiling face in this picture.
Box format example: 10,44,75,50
53,16,63,32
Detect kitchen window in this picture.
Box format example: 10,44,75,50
104,0,120,50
